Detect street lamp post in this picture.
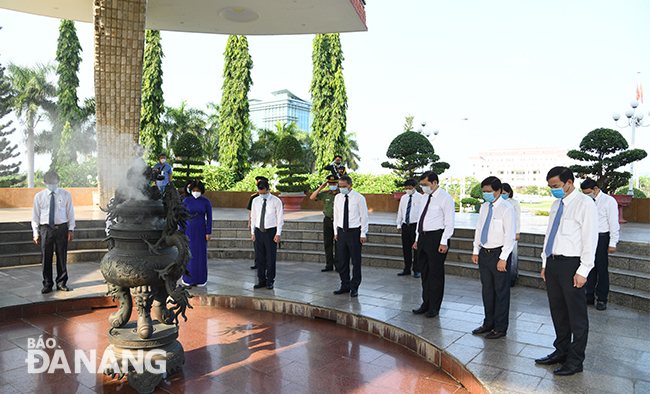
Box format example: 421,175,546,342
612,100,650,195
416,120,440,141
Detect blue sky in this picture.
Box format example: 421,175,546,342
1,0,649,178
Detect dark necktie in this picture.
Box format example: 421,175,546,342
418,194,432,235
343,195,349,231
405,195,412,224
545,200,564,257
480,203,493,245
260,199,267,231
49,192,55,228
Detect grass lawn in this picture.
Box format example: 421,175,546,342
520,201,553,212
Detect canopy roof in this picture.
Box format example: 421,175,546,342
0,0,367,34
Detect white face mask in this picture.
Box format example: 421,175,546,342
160,158,166,164
405,189,416,196
421,185,432,194
329,185,338,191
192,191,201,199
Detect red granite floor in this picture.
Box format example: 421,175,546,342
0,306,468,394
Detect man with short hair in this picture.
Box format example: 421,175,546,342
333,175,369,297
412,171,455,318
396,178,423,278
31,171,76,294
580,177,619,311
310,175,340,272
247,176,268,269
250,179,283,290
535,166,597,376
152,153,173,194
471,176,516,339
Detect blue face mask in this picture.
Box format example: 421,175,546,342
483,192,496,203
46,184,58,192
501,194,508,200
329,185,338,191
551,187,566,199
260,193,269,200
339,187,350,195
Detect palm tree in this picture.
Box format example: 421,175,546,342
161,101,207,157
203,102,220,165
7,63,56,187
249,122,302,167
340,130,360,171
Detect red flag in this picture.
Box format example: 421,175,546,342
637,79,644,103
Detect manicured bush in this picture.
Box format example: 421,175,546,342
173,133,204,188
614,187,647,198
229,167,279,192
275,135,309,194
201,165,237,191
57,158,98,188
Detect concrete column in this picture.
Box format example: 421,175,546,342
94,0,147,206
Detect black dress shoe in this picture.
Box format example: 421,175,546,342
397,270,411,276
553,364,583,376
333,288,350,295
596,301,607,310
253,282,267,289
57,285,71,292
425,310,439,318
535,353,567,365
472,325,493,335
250,265,257,269
41,286,52,294
266,282,274,289
321,266,334,272
412,305,428,314
413,272,421,278
484,329,506,339
350,289,358,297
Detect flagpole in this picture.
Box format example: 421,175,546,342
633,72,641,189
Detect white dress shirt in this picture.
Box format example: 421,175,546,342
333,190,369,238
250,194,284,236
415,187,455,245
505,197,521,234
396,192,424,228
473,198,517,261
541,190,598,278
31,188,76,237
594,191,620,248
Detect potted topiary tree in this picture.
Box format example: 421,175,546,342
275,134,310,211
381,116,450,200
172,133,205,194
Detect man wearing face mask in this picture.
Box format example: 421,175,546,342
535,166,597,376
153,153,173,194
310,175,340,272
247,176,269,270
324,155,347,179
396,178,423,278
471,176,516,339
412,171,455,318
333,175,368,297
579,178,619,311
31,171,76,294
250,180,284,289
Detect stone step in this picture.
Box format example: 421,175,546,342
0,249,106,267
0,238,108,255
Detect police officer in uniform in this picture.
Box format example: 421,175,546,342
310,175,340,272
324,155,347,179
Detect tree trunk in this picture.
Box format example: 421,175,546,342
27,124,34,188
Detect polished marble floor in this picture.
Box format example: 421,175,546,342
0,307,467,394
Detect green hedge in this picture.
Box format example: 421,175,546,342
614,187,647,198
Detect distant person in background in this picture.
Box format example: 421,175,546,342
502,183,521,287
324,155,347,179
153,153,173,194
396,178,423,278
182,179,193,199
247,176,268,270
580,178,619,311
251,179,283,290
182,180,212,287
310,175,340,272
31,171,76,294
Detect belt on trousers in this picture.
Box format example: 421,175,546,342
481,246,503,253
402,223,417,227
420,229,443,235
337,226,361,232
599,232,609,236
257,227,276,233
549,254,579,260
41,223,67,230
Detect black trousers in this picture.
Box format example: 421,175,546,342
508,241,519,282
255,227,277,284
586,233,609,303
323,216,337,269
418,229,447,313
546,256,589,368
337,227,362,290
40,224,69,288
401,223,419,273
478,248,511,332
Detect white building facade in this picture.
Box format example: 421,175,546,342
249,89,312,133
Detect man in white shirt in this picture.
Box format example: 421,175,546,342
471,176,516,339
250,180,284,290
31,171,76,294
412,171,455,318
580,178,620,311
535,167,597,376
396,178,423,278
333,175,369,297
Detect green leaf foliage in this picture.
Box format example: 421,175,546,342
219,35,253,181
568,128,647,194
57,157,97,188
173,133,205,188
140,30,165,162
201,165,237,191
229,167,278,192
0,60,24,187
276,135,309,193
614,187,647,198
